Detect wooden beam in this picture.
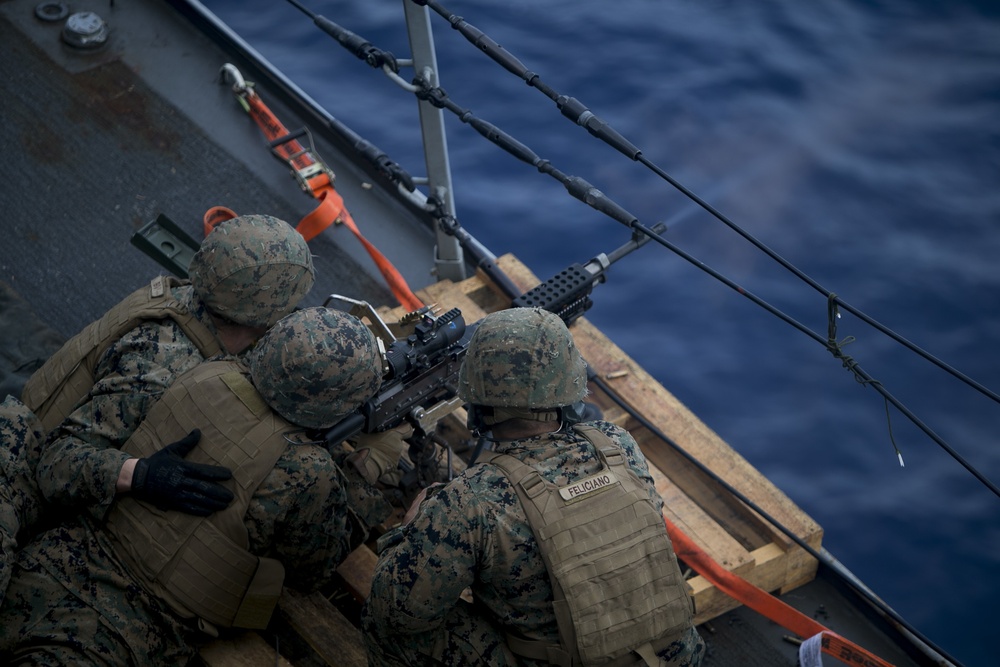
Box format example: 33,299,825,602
197,632,292,667
336,546,379,603
273,588,367,667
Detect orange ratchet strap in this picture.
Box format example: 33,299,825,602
219,66,423,312
663,516,896,667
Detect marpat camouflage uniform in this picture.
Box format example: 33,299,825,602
0,393,388,665
35,284,214,520
1,306,388,664
0,282,216,611
0,214,314,609
0,397,45,598
362,420,705,666
0,281,260,616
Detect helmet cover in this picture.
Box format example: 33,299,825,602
248,307,382,429
189,214,314,327
458,307,587,409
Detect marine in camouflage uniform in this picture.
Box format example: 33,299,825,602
0,399,45,607
362,308,705,666
0,214,314,600
0,307,404,665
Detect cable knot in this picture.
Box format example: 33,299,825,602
826,293,866,384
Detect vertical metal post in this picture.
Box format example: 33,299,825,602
402,0,466,282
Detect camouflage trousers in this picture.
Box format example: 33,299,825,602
0,530,201,666
0,396,46,605
361,599,706,667
362,598,517,666
0,562,133,666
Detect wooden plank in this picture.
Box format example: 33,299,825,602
580,332,820,551
336,546,379,603
631,422,781,552
423,271,510,317
274,588,367,667
654,468,754,577
687,542,799,624
198,632,292,667
586,388,774,550
779,530,822,595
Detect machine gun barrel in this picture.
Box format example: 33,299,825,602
511,223,665,323
321,225,664,445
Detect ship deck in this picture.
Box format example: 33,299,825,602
0,1,935,665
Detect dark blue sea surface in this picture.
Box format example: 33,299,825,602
202,1,999,664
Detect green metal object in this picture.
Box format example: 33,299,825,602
130,214,200,278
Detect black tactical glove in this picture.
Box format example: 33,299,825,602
130,429,235,517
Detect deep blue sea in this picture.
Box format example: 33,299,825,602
202,1,999,664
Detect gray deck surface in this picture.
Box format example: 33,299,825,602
2,0,442,340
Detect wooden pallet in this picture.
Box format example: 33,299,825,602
199,253,822,665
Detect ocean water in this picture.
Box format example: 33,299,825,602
201,1,999,664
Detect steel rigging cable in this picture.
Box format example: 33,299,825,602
413,0,1000,409
285,0,998,500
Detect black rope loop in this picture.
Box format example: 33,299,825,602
827,294,902,463
837,349,870,386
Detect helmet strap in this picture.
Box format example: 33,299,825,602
485,406,560,426
467,404,588,437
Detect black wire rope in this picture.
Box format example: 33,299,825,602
629,223,999,498
414,0,1000,409
285,0,1000,499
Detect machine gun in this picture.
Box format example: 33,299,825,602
321,224,664,489
129,212,662,489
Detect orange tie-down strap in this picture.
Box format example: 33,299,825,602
230,89,423,313
663,516,896,667
302,187,425,314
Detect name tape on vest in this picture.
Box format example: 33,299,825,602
559,469,618,502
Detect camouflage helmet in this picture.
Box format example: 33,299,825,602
247,307,382,429
458,307,587,409
189,214,315,328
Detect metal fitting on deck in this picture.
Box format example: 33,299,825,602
34,2,69,22
61,11,109,50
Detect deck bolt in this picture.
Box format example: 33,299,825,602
61,11,110,50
